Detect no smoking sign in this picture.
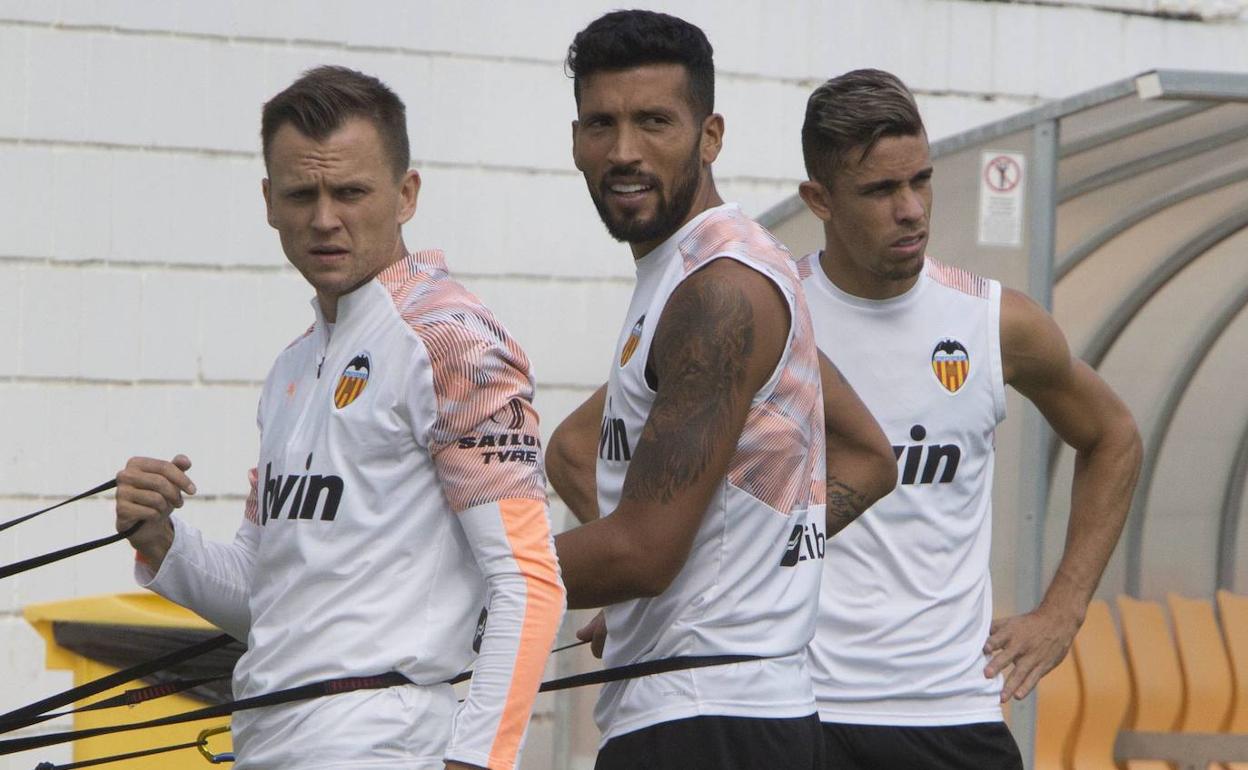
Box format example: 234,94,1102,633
977,150,1026,247
984,154,1022,193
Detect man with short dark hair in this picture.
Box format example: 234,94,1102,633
114,66,564,770
546,13,896,770
796,68,1142,769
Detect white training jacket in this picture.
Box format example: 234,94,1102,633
138,250,565,770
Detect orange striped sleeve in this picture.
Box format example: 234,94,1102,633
402,281,547,511
487,498,564,766
445,498,564,769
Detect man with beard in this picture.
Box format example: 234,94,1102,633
546,11,897,770
796,69,1142,769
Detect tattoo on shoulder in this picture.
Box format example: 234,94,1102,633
622,277,755,505
827,477,869,524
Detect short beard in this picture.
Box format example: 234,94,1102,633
587,144,703,247
878,255,925,282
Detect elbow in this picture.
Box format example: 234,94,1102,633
1124,415,1143,468
613,528,685,599
547,425,588,491
866,450,899,508
1117,418,1144,490
616,540,682,598
630,565,678,599
826,442,898,513
545,427,572,481
868,426,899,500
1083,409,1144,477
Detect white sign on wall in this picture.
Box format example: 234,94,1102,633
977,151,1026,248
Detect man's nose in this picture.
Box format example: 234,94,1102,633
895,187,925,224
311,196,341,231
605,124,643,169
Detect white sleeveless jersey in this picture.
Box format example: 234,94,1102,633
594,205,828,743
139,250,564,769
799,252,1008,726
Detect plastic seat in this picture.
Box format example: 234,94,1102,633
1168,593,1233,734
1216,590,1248,770
1117,595,1183,770
1036,648,1081,770
1165,593,1235,770
1069,600,1131,770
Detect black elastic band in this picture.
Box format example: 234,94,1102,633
2,651,763,756
0,672,412,756
5,637,578,731
0,479,117,534
34,739,202,770
447,638,588,685
0,632,233,732
538,653,761,693
0,674,229,733
0,521,140,581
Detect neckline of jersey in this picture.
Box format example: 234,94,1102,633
632,202,741,277
808,250,927,312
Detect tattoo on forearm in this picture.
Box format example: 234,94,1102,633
622,277,754,505
827,477,869,529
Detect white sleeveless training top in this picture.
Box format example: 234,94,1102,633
799,251,1008,726
594,204,828,743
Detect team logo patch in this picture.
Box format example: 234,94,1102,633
489,397,527,430
931,339,970,393
619,315,645,367
334,352,371,409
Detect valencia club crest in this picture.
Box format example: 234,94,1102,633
931,339,970,394
334,353,371,409
620,315,645,367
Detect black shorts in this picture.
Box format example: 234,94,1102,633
821,721,1023,770
595,713,824,770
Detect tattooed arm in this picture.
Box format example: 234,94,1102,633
554,259,790,609
548,384,607,523
818,351,896,536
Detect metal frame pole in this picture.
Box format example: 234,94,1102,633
1013,119,1059,769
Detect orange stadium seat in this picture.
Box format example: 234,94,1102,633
1069,600,1131,770
1117,595,1183,770
1217,590,1248,770
1036,649,1081,770
1169,593,1234,770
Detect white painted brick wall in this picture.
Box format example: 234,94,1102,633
0,145,55,259
0,264,22,377
138,271,207,382
2,1,1248,767
77,270,143,380
0,25,27,136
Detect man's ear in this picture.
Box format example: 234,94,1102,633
699,113,724,165
398,169,421,224
262,177,276,228
798,179,833,223
571,119,585,172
